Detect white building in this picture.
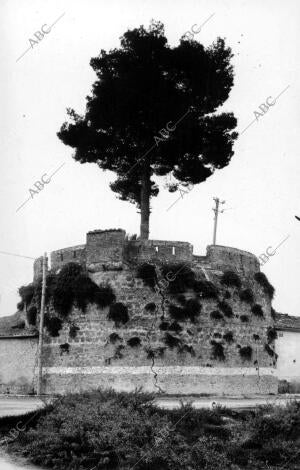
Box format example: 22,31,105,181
275,313,300,393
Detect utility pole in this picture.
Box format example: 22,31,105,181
212,197,225,245
37,252,47,396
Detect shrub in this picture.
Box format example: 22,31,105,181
184,298,201,322
239,346,253,360
136,263,157,290
59,343,70,354
127,337,141,348
223,331,234,343
18,283,35,306
210,310,223,320
267,327,278,343
239,288,254,303
52,262,83,316
69,324,80,339
253,334,260,341
94,284,116,308
178,344,195,356
17,301,24,311
218,301,233,318
72,274,98,312
161,263,196,294
109,332,122,344
168,303,186,321
176,294,186,305
194,280,219,299
44,316,62,337
159,321,170,331
240,315,249,323
254,272,275,299
26,306,37,325
211,341,225,360
213,332,222,338
251,304,264,317
221,271,241,288
145,302,156,312
108,302,129,326
168,321,182,333
265,344,275,357
224,290,231,299
163,333,181,348
146,346,166,359
113,344,125,359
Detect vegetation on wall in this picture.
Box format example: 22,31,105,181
44,316,63,337
221,271,241,289
239,346,252,360
254,272,275,299
223,331,234,343
136,263,157,290
108,302,129,326
239,288,254,304
267,327,278,343
109,333,122,344
168,298,201,322
69,324,80,339
240,315,249,323
218,301,233,318
210,310,223,320
211,341,225,361
145,302,157,312
59,343,70,354
26,306,37,326
127,337,141,348
251,304,264,317
163,332,181,348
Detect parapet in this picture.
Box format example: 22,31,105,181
124,239,193,264
205,245,260,274
50,245,86,272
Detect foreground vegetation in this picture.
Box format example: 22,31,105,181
1,390,300,469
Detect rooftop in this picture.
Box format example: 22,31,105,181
275,313,300,331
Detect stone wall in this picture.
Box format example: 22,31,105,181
0,337,38,394
50,245,86,273
41,264,278,395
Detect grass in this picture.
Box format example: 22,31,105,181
4,390,300,470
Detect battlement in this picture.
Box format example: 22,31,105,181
34,229,261,278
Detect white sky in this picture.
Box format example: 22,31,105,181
0,0,299,318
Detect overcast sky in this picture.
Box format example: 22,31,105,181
0,0,299,318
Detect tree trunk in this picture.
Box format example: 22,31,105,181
140,167,150,240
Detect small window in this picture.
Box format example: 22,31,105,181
73,251,76,258
172,246,175,255
155,246,158,253
60,253,63,261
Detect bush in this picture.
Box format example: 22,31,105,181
26,306,37,325
94,284,116,309
17,300,24,311
239,346,252,360
108,303,129,326
211,341,225,360
254,272,275,299
223,331,234,343
44,316,62,337
193,280,219,299
136,263,157,290
224,290,231,299
221,270,241,288
210,310,223,320
163,332,181,348
18,283,35,306
239,288,254,303
168,321,182,333
240,315,249,322
218,301,233,318
161,263,196,294
169,299,201,322
159,321,170,331
145,302,157,312
178,344,195,356
109,332,122,344
127,337,141,348
251,304,264,317
69,324,80,339
59,343,70,354
253,334,260,341
267,327,278,343
265,344,275,357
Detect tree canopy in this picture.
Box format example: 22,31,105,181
58,21,238,239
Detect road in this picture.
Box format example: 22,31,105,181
0,394,300,418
